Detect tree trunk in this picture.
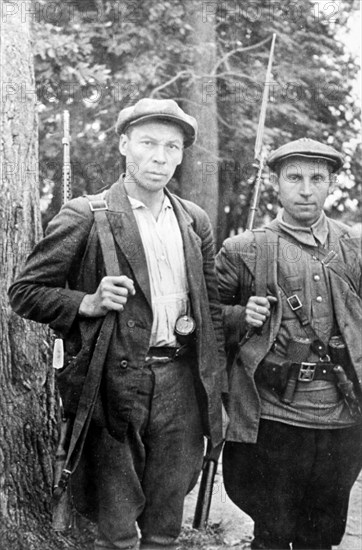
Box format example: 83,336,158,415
0,4,60,548
179,2,220,236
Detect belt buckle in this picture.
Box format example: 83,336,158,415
298,362,316,382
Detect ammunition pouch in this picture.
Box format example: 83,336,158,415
255,354,338,392
255,352,291,395
256,351,361,415
255,352,337,394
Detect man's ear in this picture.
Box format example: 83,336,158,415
269,171,279,191
176,150,184,166
119,134,128,156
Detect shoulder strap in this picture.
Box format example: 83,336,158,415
88,197,120,276
253,230,267,297
263,227,328,358
54,198,119,498
274,274,329,358
241,229,277,340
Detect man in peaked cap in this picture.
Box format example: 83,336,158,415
9,99,226,549
216,138,362,549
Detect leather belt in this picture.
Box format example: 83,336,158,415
289,362,336,383
145,345,191,363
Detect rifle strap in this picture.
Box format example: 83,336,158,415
58,197,119,488
253,230,267,297
243,229,276,339
253,229,276,297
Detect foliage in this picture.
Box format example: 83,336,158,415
213,0,361,234
33,0,361,237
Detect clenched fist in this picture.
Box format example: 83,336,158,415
245,295,277,329
78,276,136,317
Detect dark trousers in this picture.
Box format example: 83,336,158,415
92,359,204,549
223,420,362,550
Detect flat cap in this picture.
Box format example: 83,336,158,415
267,138,344,173
115,98,197,148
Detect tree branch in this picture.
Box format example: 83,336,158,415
212,35,273,74
217,71,258,83
150,71,195,97
150,37,272,98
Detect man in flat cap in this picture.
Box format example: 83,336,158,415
9,98,226,549
216,138,362,549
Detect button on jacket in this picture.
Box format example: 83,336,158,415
216,215,362,443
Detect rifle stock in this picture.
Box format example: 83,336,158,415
52,416,73,531
192,440,223,530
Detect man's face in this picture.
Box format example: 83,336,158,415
119,120,184,193
275,156,333,227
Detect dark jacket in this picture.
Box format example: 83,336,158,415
9,179,226,446
216,217,362,443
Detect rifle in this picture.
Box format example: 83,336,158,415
246,32,276,230
52,110,72,370
51,400,73,531
52,111,72,365
193,33,277,531
62,109,72,204
193,440,223,530
51,110,73,531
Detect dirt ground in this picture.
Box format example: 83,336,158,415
49,459,362,549
181,465,362,549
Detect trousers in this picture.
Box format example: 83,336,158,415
92,358,204,549
223,419,362,550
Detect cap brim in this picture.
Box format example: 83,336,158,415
126,114,196,147
269,152,341,173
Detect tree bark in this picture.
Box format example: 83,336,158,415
0,3,59,548
179,2,220,235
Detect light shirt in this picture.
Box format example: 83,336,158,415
260,210,355,428
128,194,189,347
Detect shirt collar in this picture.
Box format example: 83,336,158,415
276,208,329,247
128,193,173,212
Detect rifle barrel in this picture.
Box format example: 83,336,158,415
254,33,276,161
246,159,264,231
246,33,277,231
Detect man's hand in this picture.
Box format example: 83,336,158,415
245,295,277,329
78,276,135,317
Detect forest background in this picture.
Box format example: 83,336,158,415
34,0,362,245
